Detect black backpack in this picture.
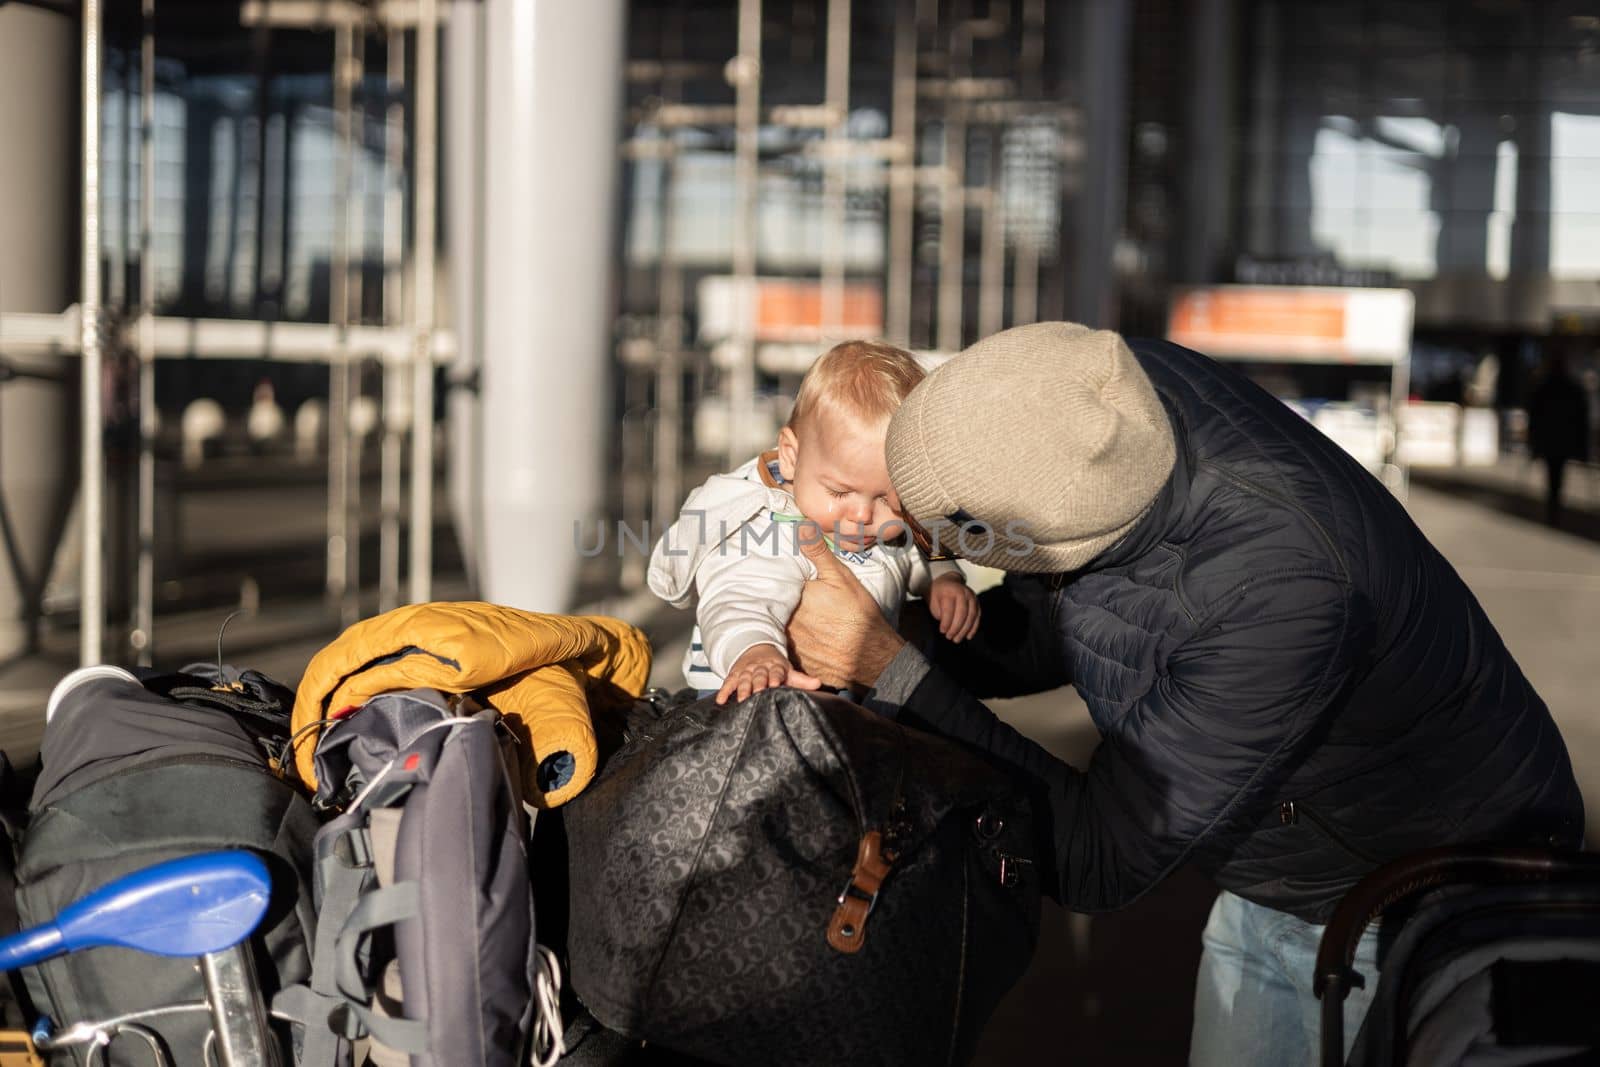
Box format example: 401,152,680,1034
15,665,318,1066
563,688,1041,1067
0,750,38,1035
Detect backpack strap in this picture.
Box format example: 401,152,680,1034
271,823,374,1065
363,807,416,1067
337,999,429,1056
333,883,418,1003
273,807,434,1059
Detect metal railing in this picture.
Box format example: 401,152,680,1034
2,0,451,666
614,0,1074,584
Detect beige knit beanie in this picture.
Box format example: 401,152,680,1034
886,322,1176,573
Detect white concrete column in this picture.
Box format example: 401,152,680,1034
471,0,625,611
445,1,485,594
0,5,77,660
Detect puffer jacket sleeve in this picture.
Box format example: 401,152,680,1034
902,572,1370,910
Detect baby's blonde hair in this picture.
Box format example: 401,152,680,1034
787,340,925,432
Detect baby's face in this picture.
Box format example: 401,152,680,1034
778,415,903,551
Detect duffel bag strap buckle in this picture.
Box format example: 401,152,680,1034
827,830,893,955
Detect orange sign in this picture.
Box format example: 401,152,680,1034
1167,286,1414,364
754,281,884,342
1170,290,1346,341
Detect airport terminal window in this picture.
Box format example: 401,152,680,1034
1242,0,1600,292
1549,112,1600,280
100,62,189,309
623,138,889,274
99,65,393,323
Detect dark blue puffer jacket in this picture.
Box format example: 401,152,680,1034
894,339,1583,922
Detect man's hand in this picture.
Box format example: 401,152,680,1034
715,643,820,706
928,573,981,643
787,524,907,690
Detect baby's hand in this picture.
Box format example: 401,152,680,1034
928,574,981,643
716,644,820,705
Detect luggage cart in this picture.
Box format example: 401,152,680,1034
1315,846,1600,1067
0,851,278,1067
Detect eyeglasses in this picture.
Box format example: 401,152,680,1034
899,513,960,563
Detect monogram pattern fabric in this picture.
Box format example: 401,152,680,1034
565,689,1040,1067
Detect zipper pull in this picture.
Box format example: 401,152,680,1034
881,793,911,863
996,851,1033,889
1280,801,1297,825
259,737,290,780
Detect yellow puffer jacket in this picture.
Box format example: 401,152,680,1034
292,602,651,808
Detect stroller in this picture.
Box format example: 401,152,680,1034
1316,846,1600,1067
0,850,278,1066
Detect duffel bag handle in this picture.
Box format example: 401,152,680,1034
827,831,893,954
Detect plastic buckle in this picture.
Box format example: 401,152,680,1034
327,1003,367,1041
334,826,373,869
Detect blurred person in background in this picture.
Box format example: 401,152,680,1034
784,322,1583,1066
1527,350,1592,528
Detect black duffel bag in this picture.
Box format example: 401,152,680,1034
564,688,1040,1067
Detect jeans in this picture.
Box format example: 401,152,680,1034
1545,456,1569,526
1190,890,1381,1067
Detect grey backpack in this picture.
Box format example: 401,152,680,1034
274,688,549,1067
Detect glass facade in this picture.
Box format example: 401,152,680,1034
1240,0,1600,328
99,57,395,324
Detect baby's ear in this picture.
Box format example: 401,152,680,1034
777,425,800,481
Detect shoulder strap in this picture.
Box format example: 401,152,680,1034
273,805,434,1060
271,823,374,1065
